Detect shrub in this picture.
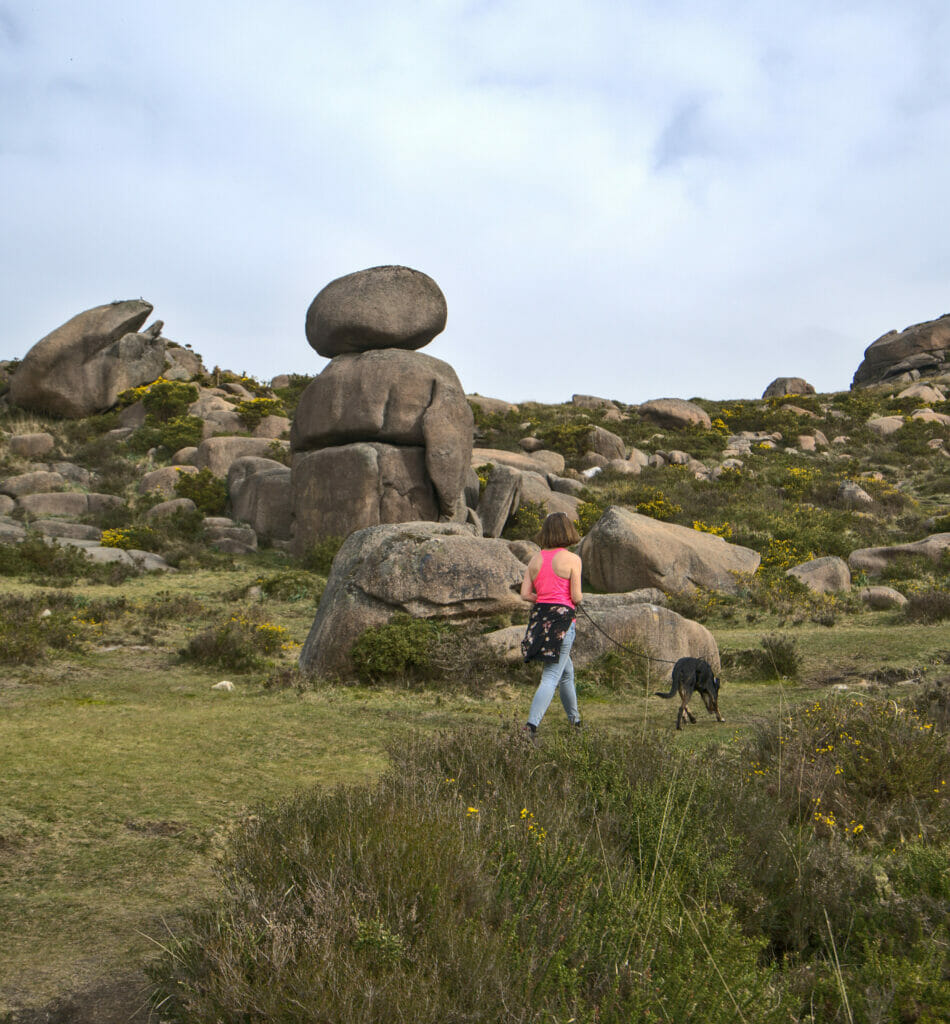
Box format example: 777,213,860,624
574,499,605,535
0,592,90,663
156,415,204,452
0,534,93,586
350,615,443,684
174,468,228,515
100,525,159,551
139,380,198,419
758,632,800,677
536,422,592,456
905,589,950,623
271,373,315,420
299,535,344,575
236,397,286,430
251,569,322,603
180,610,293,672
502,500,546,541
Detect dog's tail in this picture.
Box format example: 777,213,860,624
654,678,678,699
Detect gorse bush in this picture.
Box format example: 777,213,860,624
0,592,92,663
503,500,546,541
174,468,228,516
180,609,294,671
236,397,286,430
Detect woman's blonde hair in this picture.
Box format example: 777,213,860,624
539,511,580,549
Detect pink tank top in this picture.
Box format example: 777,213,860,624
533,549,574,608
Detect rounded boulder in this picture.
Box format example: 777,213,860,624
305,266,447,358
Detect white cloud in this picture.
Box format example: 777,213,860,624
2,0,950,403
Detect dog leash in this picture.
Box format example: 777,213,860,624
576,604,683,668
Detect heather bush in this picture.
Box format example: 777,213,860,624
180,608,295,671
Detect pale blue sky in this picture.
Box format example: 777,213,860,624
2,1,949,404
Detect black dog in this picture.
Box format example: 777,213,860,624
655,657,724,730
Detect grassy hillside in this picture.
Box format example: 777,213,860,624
1,377,949,1021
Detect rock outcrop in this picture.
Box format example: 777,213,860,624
298,522,526,678
579,506,760,595
852,314,950,387
9,301,165,417
762,377,816,399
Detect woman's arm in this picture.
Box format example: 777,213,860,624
520,555,541,602
570,556,583,605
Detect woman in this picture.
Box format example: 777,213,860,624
520,511,583,736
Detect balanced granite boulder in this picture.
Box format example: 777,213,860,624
852,314,950,387
579,506,760,595
298,522,526,678
9,300,164,417
305,266,447,358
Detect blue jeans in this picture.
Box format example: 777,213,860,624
527,621,579,727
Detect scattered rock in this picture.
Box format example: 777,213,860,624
10,300,164,417
638,398,712,430
8,432,55,458
787,556,851,593
837,480,874,509
859,586,908,610
849,533,950,575
852,313,950,387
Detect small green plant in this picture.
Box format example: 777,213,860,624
156,415,204,452
758,632,800,678
174,469,228,516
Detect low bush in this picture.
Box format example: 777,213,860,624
350,615,443,685
0,592,91,663
502,500,546,541
180,609,294,671
905,589,950,623
0,534,94,586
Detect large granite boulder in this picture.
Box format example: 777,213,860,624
579,506,760,595
292,444,439,555
852,314,950,387
299,522,525,678
193,436,289,477
638,398,712,430
9,300,164,417
228,456,293,542
848,533,950,575
305,266,447,358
